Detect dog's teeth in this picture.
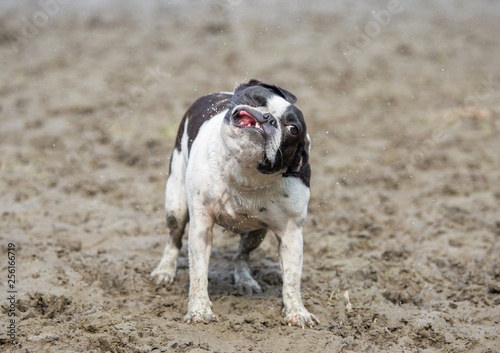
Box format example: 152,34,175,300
256,122,261,129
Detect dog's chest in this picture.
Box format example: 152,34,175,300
208,187,276,234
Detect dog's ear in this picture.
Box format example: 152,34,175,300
239,79,298,104
283,133,311,187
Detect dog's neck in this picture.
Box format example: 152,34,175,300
222,157,282,192
214,115,284,192
215,146,282,192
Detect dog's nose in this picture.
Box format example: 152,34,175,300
263,113,277,127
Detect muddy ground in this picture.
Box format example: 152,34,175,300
1,1,499,352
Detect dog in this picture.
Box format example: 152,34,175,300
151,79,318,328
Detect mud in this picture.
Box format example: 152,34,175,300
1,1,499,352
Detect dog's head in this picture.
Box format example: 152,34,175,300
221,79,310,182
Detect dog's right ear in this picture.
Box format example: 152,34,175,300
283,133,311,187
235,79,298,104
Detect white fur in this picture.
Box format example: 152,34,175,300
267,95,291,117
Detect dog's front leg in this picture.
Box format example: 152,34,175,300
277,226,319,328
184,213,218,323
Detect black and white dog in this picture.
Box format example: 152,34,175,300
151,79,318,328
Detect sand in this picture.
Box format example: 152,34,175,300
1,1,499,352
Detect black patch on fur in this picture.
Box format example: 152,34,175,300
236,79,297,104
166,214,178,230
283,161,311,188
280,105,311,187
257,104,310,185
174,93,233,153
166,214,188,249
282,136,311,188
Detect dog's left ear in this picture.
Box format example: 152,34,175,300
284,134,311,186
244,79,298,104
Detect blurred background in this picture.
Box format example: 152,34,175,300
1,1,499,352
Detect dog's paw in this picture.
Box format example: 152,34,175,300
184,304,219,324
235,276,263,296
150,257,177,284
234,262,263,295
283,306,319,329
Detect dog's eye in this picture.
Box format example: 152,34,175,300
286,125,299,135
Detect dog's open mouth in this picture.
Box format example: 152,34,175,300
232,109,263,131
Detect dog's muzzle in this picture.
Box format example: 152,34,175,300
229,106,282,173
231,108,277,132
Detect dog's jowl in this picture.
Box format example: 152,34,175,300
151,79,318,328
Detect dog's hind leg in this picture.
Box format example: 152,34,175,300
151,149,188,284
233,229,267,295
